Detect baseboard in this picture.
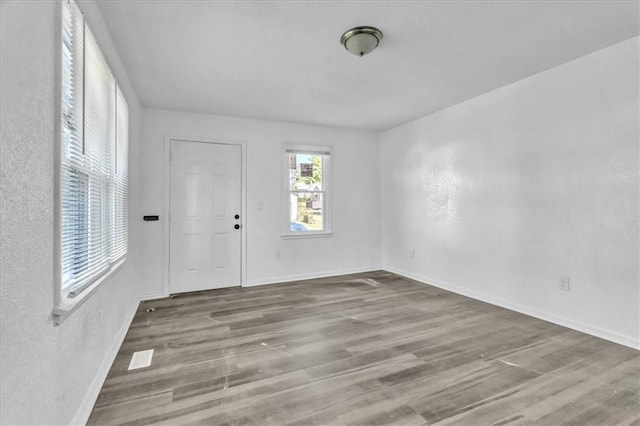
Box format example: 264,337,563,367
141,266,381,295
244,266,381,287
384,266,639,350
70,301,138,425
140,291,167,301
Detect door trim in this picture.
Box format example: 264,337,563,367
163,135,247,297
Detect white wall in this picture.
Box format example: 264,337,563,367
139,108,381,299
0,1,142,424
380,37,639,348
0,3,635,424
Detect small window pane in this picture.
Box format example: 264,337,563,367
288,153,323,191
290,192,324,231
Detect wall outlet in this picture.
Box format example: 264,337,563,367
275,250,281,261
409,249,415,258
559,276,570,291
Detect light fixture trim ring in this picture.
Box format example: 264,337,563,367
340,26,384,53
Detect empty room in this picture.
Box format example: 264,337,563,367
1,0,639,425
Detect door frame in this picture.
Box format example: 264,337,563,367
163,135,247,297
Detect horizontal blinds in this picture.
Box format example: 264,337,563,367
61,0,88,292
61,0,83,163
60,0,128,298
113,86,129,261
285,147,331,156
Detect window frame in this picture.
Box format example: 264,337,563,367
53,0,129,324
282,144,333,239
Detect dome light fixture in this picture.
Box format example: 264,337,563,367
340,26,383,57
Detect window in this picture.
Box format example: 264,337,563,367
57,0,128,308
284,145,331,236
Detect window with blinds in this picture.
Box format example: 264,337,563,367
60,0,128,300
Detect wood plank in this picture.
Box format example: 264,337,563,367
88,271,640,425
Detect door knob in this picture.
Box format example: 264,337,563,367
234,224,240,230
234,214,240,219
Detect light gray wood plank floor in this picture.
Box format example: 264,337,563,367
89,271,640,425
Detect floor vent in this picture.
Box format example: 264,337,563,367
128,349,154,370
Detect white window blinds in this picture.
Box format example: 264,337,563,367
60,0,128,298
113,87,129,261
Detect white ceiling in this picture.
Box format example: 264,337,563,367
96,1,639,132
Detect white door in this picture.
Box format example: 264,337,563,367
169,140,242,293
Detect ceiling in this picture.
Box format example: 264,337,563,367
96,1,639,132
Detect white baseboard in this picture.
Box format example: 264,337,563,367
244,266,381,287
141,266,381,296
70,302,138,425
140,291,167,301
384,266,639,350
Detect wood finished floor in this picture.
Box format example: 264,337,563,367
89,271,640,425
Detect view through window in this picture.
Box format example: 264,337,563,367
286,147,330,233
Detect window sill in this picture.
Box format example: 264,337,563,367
281,231,334,240
52,257,127,326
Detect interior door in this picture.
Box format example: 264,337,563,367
169,139,242,293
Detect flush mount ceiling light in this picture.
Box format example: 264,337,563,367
340,26,383,57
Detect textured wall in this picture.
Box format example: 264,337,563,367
380,37,639,348
0,1,142,424
139,108,382,298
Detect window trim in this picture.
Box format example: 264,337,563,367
53,258,126,324
282,143,333,238
53,0,128,325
